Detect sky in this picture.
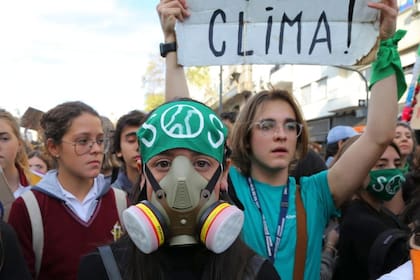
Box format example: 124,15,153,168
0,0,161,121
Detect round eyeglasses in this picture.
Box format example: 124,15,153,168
61,137,109,156
252,119,303,137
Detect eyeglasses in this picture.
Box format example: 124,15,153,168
61,137,109,156
252,119,303,137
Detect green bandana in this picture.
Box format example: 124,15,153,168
366,168,406,201
369,30,407,101
138,100,228,164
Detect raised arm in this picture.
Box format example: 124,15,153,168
328,0,405,207
156,0,190,101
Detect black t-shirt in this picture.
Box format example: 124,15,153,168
333,199,408,280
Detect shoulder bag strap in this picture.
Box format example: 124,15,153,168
21,190,43,279
293,184,307,280
98,245,122,280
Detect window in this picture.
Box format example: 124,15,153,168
313,78,327,101
301,84,311,105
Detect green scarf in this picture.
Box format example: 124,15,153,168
369,30,407,100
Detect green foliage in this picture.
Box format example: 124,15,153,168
186,66,210,88
142,54,165,95
141,55,215,111
144,93,165,112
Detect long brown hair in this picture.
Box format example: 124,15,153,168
230,89,309,176
111,235,257,280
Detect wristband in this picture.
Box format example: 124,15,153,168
369,29,407,101
325,243,337,256
160,42,177,58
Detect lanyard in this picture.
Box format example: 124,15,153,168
247,177,289,263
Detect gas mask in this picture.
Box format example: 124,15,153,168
366,168,406,201
123,156,244,254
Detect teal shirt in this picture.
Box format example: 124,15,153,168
229,167,337,280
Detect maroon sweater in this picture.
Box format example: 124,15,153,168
9,189,122,280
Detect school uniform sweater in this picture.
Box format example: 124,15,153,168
8,171,124,280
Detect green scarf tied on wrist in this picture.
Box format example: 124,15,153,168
369,29,407,100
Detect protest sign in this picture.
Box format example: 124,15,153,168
176,0,380,66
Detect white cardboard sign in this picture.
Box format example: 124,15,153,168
176,0,380,66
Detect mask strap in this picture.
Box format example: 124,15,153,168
143,164,162,193
203,165,223,194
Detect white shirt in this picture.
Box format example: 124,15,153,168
378,260,412,280
14,184,28,198
58,180,100,222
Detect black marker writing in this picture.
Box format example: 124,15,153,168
346,0,356,53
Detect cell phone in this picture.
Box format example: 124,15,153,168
0,166,15,221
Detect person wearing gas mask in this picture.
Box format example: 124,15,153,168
332,136,410,280
77,99,280,280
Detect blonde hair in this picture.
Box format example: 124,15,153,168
230,89,308,176
0,109,34,185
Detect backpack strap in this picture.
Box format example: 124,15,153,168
112,187,127,230
243,254,267,280
98,245,122,280
294,184,307,280
0,166,15,222
21,190,43,279
368,228,408,279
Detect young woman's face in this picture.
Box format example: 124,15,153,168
117,125,141,171
145,148,224,200
249,99,300,173
394,125,414,157
28,156,48,174
53,113,105,179
0,119,20,171
372,145,401,171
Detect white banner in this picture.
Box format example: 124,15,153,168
176,0,380,66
